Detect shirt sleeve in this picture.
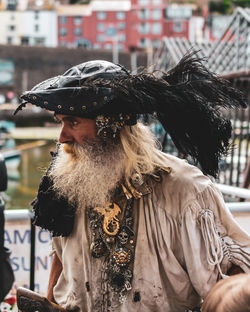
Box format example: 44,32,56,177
51,236,63,262
180,182,250,298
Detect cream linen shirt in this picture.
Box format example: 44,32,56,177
52,154,250,312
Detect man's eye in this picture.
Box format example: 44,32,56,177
71,121,78,126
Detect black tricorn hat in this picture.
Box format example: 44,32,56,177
16,60,132,119
16,52,248,177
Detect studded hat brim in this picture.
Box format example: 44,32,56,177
20,86,115,118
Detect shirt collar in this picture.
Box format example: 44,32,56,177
121,166,172,199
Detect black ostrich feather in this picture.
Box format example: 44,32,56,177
83,52,247,177
155,53,246,177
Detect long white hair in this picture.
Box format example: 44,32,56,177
120,122,167,181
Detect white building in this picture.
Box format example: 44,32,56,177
0,10,23,45
22,10,57,46
0,0,57,47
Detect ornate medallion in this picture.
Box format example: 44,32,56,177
112,247,132,267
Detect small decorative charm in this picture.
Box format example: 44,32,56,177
117,226,134,245
94,202,121,236
113,247,132,267
95,114,133,139
131,173,144,186
118,230,129,245
90,239,107,258
106,236,115,244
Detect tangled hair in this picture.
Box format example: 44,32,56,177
120,122,168,181
202,274,250,312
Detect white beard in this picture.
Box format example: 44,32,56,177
48,140,126,210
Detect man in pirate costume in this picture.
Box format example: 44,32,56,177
15,53,250,312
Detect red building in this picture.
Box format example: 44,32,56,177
127,0,165,50
57,0,193,51
58,1,130,50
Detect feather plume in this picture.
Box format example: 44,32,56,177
84,52,247,177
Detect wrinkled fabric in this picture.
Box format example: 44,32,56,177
52,154,250,312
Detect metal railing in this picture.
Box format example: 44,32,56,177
149,69,250,188
217,72,250,187
151,113,250,188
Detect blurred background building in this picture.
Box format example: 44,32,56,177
0,0,245,50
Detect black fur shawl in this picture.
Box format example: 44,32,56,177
31,158,76,237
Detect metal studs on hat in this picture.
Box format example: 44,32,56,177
44,101,48,105
69,106,74,111
82,105,86,110
57,105,62,109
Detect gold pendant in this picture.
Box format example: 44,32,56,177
94,202,121,236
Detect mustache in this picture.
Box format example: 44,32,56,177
61,138,115,158
62,143,77,160
61,140,102,160
63,142,74,153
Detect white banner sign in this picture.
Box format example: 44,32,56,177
4,219,52,295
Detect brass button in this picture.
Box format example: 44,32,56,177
44,101,48,105
69,106,74,111
82,105,86,110
104,96,107,101
57,105,62,109
93,101,97,106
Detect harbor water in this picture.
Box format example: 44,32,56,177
5,140,56,210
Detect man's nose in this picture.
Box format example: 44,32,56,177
58,127,72,144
